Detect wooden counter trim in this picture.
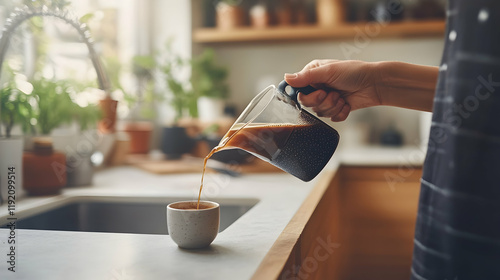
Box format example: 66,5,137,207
251,168,339,280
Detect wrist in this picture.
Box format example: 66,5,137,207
372,61,438,111
366,61,386,106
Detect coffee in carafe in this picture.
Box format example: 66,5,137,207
222,122,338,181
218,81,339,181
196,81,339,209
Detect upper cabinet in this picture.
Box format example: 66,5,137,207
191,0,446,44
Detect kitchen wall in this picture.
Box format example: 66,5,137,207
212,37,444,146
151,0,192,124
145,0,192,148
150,1,444,147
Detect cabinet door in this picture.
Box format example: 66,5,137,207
282,166,422,280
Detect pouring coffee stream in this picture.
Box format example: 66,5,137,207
196,81,340,209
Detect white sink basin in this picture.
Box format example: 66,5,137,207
0,196,259,234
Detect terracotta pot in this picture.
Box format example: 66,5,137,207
122,121,153,154
276,6,293,26
23,137,66,196
98,97,118,133
250,4,271,28
216,3,246,30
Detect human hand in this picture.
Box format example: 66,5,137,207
284,60,382,122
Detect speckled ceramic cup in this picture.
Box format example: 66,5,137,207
167,201,220,249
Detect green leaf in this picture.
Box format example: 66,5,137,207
191,48,229,99
132,54,156,79
0,79,35,137
79,13,95,24
28,77,100,135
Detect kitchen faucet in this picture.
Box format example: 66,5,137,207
0,5,111,135
0,5,111,205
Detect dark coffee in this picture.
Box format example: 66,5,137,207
222,124,292,160
222,123,338,181
197,115,339,208
171,201,215,210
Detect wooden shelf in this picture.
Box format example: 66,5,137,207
193,20,445,43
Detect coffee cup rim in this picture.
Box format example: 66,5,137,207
167,200,219,211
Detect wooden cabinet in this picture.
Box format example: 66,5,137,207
253,166,422,280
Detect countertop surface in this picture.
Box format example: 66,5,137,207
0,145,424,280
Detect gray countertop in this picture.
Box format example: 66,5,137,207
0,145,423,280
0,167,323,280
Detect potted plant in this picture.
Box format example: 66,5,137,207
120,54,160,154
216,0,246,30
158,43,197,159
23,76,101,194
191,48,229,123
0,79,32,203
105,54,164,155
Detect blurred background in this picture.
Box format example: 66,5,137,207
0,2,448,277
0,0,446,170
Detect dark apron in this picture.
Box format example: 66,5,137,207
412,1,500,279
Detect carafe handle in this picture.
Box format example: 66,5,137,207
278,80,317,107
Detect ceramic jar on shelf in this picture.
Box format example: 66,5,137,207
316,0,345,26
216,1,246,30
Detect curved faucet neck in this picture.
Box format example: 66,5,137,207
0,5,111,137
0,5,111,93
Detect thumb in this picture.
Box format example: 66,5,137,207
284,66,333,88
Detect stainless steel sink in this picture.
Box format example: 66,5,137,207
1,197,258,235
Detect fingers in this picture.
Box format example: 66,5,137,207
297,90,326,107
300,59,338,72
284,60,340,88
314,91,342,113
285,65,340,89
311,91,344,118
284,59,357,122
298,91,351,122
331,104,350,122
285,66,330,88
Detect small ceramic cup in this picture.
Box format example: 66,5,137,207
167,200,220,249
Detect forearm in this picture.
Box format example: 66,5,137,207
375,61,438,112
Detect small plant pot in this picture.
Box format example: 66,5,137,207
0,137,24,204
23,137,66,196
160,126,196,159
216,2,246,30
98,97,118,133
122,121,153,154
